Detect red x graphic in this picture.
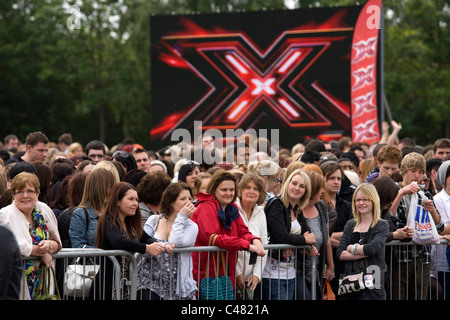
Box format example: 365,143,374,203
352,118,379,141
152,26,354,139
352,64,375,90
352,36,377,63
221,49,311,123
352,91,376,118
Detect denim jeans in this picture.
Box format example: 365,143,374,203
261,278,295,300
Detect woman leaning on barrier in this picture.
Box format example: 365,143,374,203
137,182,198,300
0,172,62,300
234,172,268,300
91,182,170,300
262,169,317,300
191,170,266,297
337,183,389,300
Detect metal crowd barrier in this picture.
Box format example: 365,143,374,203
385,239,450,300
23,248,137,300
22,244,317,300
134,244,317,301
21,240,450,300
55,248,139,300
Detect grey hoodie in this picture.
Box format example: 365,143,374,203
437,160,450,188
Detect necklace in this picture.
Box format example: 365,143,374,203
359,231,366,242
163,215,175,242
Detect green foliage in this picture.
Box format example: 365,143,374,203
383,0,450,144
0,0,448,150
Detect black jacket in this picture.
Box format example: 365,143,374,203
338,175,356,204
0,221,23,300
264,196,307,247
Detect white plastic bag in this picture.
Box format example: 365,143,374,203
406,191,440,245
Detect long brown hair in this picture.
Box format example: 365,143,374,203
96,182,142,248
79,168,117,213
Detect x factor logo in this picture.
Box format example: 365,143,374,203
352,64,375,90
352,37,377,63
221,49,312,122
352,91,376,118
153,25,354,139
352,118,378,141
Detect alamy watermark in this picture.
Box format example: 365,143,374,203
66,5,83,30
168,121,279,170
366,5,381,30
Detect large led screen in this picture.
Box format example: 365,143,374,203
150,0,382,149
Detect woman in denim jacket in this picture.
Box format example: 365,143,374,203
69,168,118,248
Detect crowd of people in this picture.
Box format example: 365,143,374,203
0,122,449,301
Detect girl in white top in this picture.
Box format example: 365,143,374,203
137,182,198,300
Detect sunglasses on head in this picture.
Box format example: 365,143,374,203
112,151,131,159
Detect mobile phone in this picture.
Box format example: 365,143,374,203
249,252,257,265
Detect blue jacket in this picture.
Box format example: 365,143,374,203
69,205,99,248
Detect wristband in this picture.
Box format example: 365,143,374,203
351,243,359,255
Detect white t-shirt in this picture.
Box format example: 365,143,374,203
431,189,450,272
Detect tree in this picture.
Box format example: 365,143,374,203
383,0,450,144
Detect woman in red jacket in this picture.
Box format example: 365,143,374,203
191,170,265,298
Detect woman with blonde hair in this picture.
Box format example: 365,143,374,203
281,160,305,186
358,159,375,183
68,142,84,157
92,160,121,183
262,169,316,300
248,160,281,203
336,183,389,300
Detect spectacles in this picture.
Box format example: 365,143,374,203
355,198,371,204
274,178,282,183
420,178,430,183
88,153,104,159
14,189,39,197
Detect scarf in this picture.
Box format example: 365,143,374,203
217,203,240,230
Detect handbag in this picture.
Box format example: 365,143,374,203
338,259,372,296
64,246,99,297
64,260,98,297
34,266,61,300
200,234,234,300
407,191,440,245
